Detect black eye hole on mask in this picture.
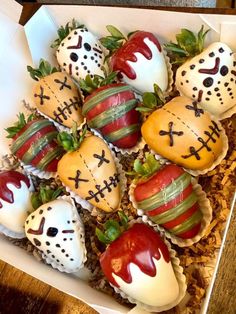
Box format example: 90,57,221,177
220,65,229,76
47,227,58,237
70,52,78,62
203,77,214,87
84,43,91,51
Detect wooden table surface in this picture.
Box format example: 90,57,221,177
0,2,236,314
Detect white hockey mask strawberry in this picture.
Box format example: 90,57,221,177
25,199,86,273
56,28,106,80
176,42,236,119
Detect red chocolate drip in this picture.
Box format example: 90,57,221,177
111,31,162,80
0,171,30,208
100,223,170,287
231,70,236,76
67,35,82,49
27,217,45,235
62,229,74,233
199,57,220,75
198,90,203,102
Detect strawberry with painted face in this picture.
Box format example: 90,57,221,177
52,19,106,81
165,26,236,119
100,26,169,93
96,214,184,309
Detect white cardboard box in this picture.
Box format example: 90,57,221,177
0,1,235,313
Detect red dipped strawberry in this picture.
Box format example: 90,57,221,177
6,113,63,172
81,73,141,149
100,26,169,93
96,214,181,308
131,154,203,239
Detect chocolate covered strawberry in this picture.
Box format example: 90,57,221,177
96,215,181,308
6,113,63,172
0,170,33,238
100,26,169,93
165,26,236,119
81,73,141,148
27,59,83,128
52,19,106,81
131,154,203,239
57,127,121,212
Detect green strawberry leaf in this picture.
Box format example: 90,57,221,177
128,153,162,180
164,25,210,64
57,125,87,152
5,113,31,138
31,185,65,209
51,19,84,48
96,212,129,245
27,59,58,81
136,84,164,113
79,72,118,94
106,25,126,39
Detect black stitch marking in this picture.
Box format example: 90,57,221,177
34,86,50,105
159,121,184,146
93,150,110,167
54,76,71,90
53,97,81,124
68,170,89,189
185,101,204,117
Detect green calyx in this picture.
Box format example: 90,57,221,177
57,124,87,152
164,25,210,64
126,153,162,180
79,71,118,95
51,19,84,49
27,59,58,81
5,113,35,139
100,25,127,56
31,184,65,210
136,84,165,113
96,211,128,245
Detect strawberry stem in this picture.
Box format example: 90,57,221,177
31,184,65,210
27,59,58,81
5,113,35,138
96,211,128,245
126,153,162,180
51,19,85,48
164,25,210,65
57,125,87,152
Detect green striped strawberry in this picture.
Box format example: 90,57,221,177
131,154,202,239
81,73,141,148
6,113,63,172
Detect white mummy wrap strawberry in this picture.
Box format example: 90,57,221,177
25,198,86,273
0,170,33,238
52,20,106,81
97,219,184,309
100,26,169,93
166,27,236,119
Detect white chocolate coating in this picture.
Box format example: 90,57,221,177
0,182,32,238
176,42,236,119
112,254,179,307
25,199,86,273
56,28,106,81
121,37,168,93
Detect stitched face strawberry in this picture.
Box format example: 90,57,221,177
96,218,180,308
27,60,83,128
57,128,121,212
100,26,169,93
141,96,225,171
81,75,140,148
0,170,32,238
6,114,63,172
131,155,202,239
165,27,236,119
25,197,86,273
52,20,106,81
